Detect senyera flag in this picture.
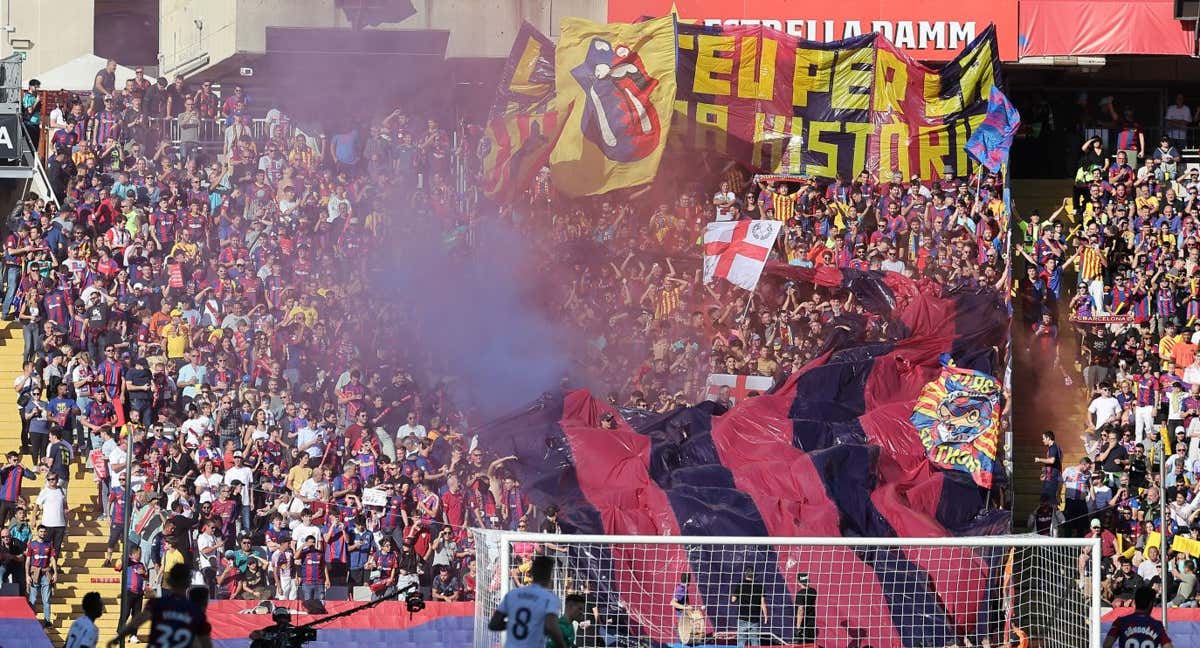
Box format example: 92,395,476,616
479,110,564,202
477,265,1011,647
702,219,782,291
964,86,1021,173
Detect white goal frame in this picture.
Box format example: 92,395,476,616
472,531,1102,647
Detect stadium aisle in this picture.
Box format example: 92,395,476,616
0,323,122,644
1010,179,1090,526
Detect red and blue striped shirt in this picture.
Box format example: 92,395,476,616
27,540,53,569
298,547,323,584
323,524,348,563
124,559,147,595
1135,375,1158,407
97,360,124,399
109,486,126,525
0,464,32,502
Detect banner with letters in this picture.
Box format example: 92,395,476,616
672,22,1001,181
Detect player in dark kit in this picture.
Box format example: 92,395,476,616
108,564,212,648
1103,586,1173,648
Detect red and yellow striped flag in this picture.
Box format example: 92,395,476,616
480,110,565,202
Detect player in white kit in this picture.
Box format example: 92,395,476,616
488,555,567,648
65,592,105,648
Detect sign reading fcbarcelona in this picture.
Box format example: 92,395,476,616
911,359,1002,488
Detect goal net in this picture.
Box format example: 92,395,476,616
471,531,1101,648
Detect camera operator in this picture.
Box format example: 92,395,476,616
250,607,313,648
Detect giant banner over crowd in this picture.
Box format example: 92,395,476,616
671,22,1001,181
479,266,1011,646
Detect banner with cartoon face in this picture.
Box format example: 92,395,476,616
911,361,1002,488
551,16,679,197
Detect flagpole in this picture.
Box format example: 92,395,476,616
117,423,134,648
740,291,754,324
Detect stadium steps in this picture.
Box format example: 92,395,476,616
44,471,126,643
0,323,122,645
1009,179,1090,529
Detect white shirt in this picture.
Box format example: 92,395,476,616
296,423,323,458
194,472,224,504
880,259,907,274
396,423,427,441
496,583,562,648
713,191,736,221
225,465,254,505
1088,396,1122,429
196,531,219,569
181,415,213,447
1138,558,1160,581
1166,104,1192,125
71,365,97,399
299,478,326,501
107,445,127,487
65,615,99,648
36,487,67,527
291,522,321,547
47,108,68,138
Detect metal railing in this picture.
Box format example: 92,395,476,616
1083,125,1200,155
148,116,289,149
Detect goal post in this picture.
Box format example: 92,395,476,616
471,531,1102,648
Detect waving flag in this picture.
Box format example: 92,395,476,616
702,220,781,291
964,86,1021,173
479,110,564,202
478,265,1011,647
550,15,678,196
489,21,557,120
481,22,563,202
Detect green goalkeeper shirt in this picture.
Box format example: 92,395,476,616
546,618,575,648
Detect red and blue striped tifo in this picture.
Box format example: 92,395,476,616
0,597,53,648
476,266,1016,647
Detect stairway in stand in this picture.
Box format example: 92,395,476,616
1009,179,1091,528
0,323,123,645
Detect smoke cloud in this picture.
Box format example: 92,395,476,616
373,215,573,416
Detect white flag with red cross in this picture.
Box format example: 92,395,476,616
705,373,775,405
702,220,782,291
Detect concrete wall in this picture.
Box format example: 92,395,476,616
362,0,607,59
0,0,96,78
159,0,238,75
159,0,611,77
0,0,616,83
234,0,339,54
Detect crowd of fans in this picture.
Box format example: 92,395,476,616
539,167,1010,409
1024,95,1200,608
0,57,1016,637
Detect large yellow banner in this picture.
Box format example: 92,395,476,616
550,15,678,197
